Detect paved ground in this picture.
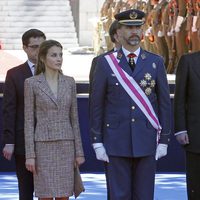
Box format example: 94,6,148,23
0,172,187,200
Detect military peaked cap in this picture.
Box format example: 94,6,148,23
114,9,145,26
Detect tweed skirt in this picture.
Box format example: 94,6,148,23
34,140,75,198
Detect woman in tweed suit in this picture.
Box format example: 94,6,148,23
24,40,85,200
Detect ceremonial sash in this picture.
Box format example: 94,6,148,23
105,53,161,142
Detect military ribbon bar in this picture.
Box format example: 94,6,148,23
105,53,161,143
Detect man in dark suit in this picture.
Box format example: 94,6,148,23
2,29,46,200
89,9,171,200
174,51,200,200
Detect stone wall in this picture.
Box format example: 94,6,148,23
79,0,104,46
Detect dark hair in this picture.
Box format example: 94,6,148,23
22,29,46,46
35,40,63,75
109,20,120,43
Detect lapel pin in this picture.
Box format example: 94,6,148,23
141,53,146,60
152,62,156,69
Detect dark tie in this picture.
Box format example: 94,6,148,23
128,53,136,71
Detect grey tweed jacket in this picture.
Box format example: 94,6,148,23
24,73,84,159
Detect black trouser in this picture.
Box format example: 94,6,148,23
104,162,110,200
106,156,156,200
15,154,34,200
186,151,200,200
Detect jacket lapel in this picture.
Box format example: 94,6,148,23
22,62,33,79
132,49,148,77
117,48,133,76
37,73,58,106
57,74,68,104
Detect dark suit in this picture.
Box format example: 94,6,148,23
2,62,34,200
174,51,200,199
90,48,171,199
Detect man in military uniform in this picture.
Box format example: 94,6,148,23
185,0,200,52
149,0,169,68
89,9,171,200
174,0,188,61
144,1,159,55
196,0,200,42
100,0,115,51
162,0,176,73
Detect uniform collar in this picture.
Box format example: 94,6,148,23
122,46,140,58
122,46,140,63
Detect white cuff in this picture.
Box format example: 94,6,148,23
5,144,15,146
158,30,164,37
192,16,198,32
174,130,187,136
92,143,103,149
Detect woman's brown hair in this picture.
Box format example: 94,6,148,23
35,40,63,75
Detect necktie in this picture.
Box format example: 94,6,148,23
127,53,136,71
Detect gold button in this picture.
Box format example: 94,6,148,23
132,106,135,110
132,118,135,122
115,83,119,85
106,124,110,127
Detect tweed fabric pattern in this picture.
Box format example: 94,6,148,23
24,73,84,197
24,73,84,158
34,140,74,197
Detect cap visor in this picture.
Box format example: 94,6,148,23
119,20,145,26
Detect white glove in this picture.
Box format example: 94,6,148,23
155,144,168,160
92,143,109,162
157,30,164,37
167,27,174,36
192,16,198,32
175,16,184,33
145,26,152,36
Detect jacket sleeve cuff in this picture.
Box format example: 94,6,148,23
90,128,103,143
159,133,171,144
174,130,187,136
26,152,36,159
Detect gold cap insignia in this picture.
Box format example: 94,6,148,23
129,11,138,19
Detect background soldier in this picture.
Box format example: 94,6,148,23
186,0,200,52
150,0,169,68
162,0,177,73
196,0,200,41
174,0,188,62
100,0,114,52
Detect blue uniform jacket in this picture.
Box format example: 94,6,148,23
89,48,171,157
